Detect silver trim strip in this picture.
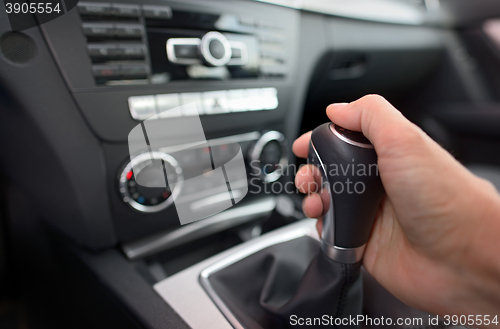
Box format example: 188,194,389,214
199,221,318,329
190,190,244,211
321,242,366,264
330,123,374,149
122,197,277,260
153,219,319,329
158,131,261,155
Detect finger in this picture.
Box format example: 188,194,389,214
292,131,312,159
326,95,417,151
302,193,324,219
295,165,321,194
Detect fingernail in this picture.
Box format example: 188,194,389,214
329,102,348,108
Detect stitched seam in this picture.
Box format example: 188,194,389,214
335,264,349,321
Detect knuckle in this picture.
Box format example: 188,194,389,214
362,94,388,106
377,124,425,156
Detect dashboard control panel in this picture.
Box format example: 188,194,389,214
127,87,278,120
76,1,289,86
78,2,152,85
35,0,300,240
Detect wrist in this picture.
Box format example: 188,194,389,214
455,180,500,317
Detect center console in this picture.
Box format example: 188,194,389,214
39,0,300,244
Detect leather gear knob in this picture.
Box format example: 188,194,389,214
308,123,384,264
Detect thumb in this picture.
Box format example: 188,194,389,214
326,94,422,158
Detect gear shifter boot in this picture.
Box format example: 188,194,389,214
206,123,382,328
262,251,362,328
207,236,363,329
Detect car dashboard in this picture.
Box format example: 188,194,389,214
1,0,500,328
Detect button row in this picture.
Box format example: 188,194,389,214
78,2,172,19
87,44,146,60
128,88,278,121
92,64,148,80
82,23,144,38
260,65,287,78
238,16,282,30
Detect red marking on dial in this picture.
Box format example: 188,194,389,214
126,171,133,180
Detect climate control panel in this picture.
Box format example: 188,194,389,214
118,131,288,213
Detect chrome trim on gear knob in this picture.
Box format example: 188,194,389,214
321,242,366,264
330,123,374,149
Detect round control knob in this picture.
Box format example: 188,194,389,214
119,152,183,213
199,31,232,67
249,131,288,182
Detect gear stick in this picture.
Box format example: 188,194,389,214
308,123,384,264
206,123,384,328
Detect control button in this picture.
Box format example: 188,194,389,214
121,65,148,79
118,44,146,59
92,65,121,79
174,44,198,60
202,91,229,114
156,94,182,118
87,44,119,59
82,23,114,38
142,5,172,19
257,32,284,43
150,73,170,85
239,16,254,27
78,2,112,16
228,41,248,66
112,4,140,17
114,24,144,38
231,48,242,59
128,95,157,120
179,93,203,116
208,39,225,60
260,88,279,110
227,89,247,112
200,32,232,67
256,19,275,29
245,89,267,111
260,65,287,78
166,38,201,64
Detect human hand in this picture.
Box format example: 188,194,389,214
293,95,500,319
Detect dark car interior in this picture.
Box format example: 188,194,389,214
1,0,500,328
